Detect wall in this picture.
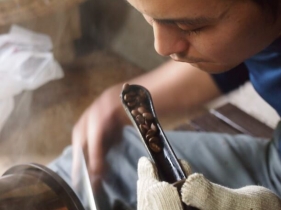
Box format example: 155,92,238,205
78,0,167,70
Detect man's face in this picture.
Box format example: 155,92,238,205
127,0,280,73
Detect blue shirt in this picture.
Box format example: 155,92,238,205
212,37,281,117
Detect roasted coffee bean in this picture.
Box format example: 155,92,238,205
149,138,162,153
135,96,141,103
139,103,148,109
151,123,158,132
124,94,135,102
145,119,151,128
138,97,146,103
147,129,156,136
149,136,160,144
131,109,139,117
149,143,161,153
122,83,130,92
124,91,137,99
138,89,147,100
146,132,155,141
127,101,137,108
137,106,147,114
136,115,145,124
143,112,153,120
126,91,137,97
139,124,149,134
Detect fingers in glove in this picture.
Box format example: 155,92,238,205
138,157,159,180
181,173,281,210
182,173,242,209
145,182,184,210
181,173,213,209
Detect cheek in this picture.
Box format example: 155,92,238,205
191,36,232,63
190,27,250,66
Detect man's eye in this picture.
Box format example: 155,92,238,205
177,24,204,35
181,28,202,36
176,23,191,31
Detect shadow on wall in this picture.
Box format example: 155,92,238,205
76,0,130,53
76,0,167,70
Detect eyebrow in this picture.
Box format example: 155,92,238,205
152,16,217,27
125,0,229,27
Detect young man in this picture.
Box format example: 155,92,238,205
50,0,281,209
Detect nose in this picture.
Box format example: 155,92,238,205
153,23,189,56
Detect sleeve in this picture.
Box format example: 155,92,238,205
211,63,249,94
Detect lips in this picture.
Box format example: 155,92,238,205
170,54,207,63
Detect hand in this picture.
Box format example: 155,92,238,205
137,157,192,210
137,157,281,210
72,84,129,176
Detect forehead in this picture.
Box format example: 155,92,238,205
127,0,232,19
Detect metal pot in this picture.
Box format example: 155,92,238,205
0,163,85,210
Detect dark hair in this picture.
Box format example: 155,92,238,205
253,0,280,19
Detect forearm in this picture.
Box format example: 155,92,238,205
78,60,222,174
107,59,222,125
128,60,222,118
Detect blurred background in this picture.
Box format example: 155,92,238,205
0,0,279,176
0,0,166,175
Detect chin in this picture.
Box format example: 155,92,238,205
190,62,234,74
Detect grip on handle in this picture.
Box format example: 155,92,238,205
120,83,199,210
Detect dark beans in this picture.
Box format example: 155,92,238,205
122,84,162,153
124,94,135,102
131,109,139,117
139,124,149,134
138,107,147,114
146,129,156,136
143,112,153,120
146,133,155,141
126,92,137,97
151,123,158,132
149,137,160,144
122,83,130,92
145,119,151,128
136,115,145,124
127,101,137,108
148,137,161,153
138,89,146,99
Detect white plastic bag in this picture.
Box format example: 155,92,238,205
0,25,64,133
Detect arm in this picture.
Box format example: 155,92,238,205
72,59,222,175
122,59,222,124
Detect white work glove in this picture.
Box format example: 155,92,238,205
137,157,281,210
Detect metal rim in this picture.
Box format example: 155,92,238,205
3,163,85,210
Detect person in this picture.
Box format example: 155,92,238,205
49,0,281,209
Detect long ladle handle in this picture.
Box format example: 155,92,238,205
120,83,198,210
